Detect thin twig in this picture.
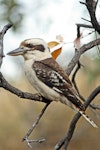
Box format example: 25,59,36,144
66,38,100,75
84,86,100,107
89,104,100,110
0,23,12,67
76,23,93,29
22,102,50,148
79,1,87,5
71,62,85,101
72,25,85,100
81,18,91,23
71,63,100,110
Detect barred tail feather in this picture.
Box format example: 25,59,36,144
79,110,98,128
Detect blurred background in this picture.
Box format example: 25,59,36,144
0,0,100,150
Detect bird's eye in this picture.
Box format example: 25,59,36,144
26,43,33,48
35,44,45,52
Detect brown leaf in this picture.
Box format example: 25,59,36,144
48,41,62,59
56,35,64,42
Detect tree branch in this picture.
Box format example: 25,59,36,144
22,102,50,148
76,23,93,29
86,0,100,34
0,23,12,67
0,72,51,103
54,86,100,150
71,63,100,110
66,38,100,75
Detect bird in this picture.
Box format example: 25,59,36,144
7,38,97,128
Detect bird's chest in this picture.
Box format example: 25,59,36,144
24,60,40,89
24,60,60,101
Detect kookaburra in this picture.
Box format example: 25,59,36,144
7,38,97,128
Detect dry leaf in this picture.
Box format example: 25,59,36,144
48,41,62,59
51,48,62,59
48,41,59,48
56,35,64,42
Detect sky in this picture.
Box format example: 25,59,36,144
1,0,99,80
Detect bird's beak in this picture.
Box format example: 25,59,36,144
7,48,24,56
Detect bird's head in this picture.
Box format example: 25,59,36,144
7,38,52,60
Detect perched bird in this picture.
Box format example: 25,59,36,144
7,38,97,128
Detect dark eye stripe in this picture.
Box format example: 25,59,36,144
26,43,33,48
25,43,45,52
35,44,45,52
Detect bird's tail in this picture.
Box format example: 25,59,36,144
78,109,98,128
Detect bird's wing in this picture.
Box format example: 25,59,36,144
32,58,84,110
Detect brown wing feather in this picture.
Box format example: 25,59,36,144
41,58,72,85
